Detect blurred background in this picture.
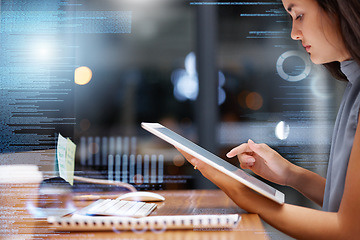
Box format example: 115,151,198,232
0,0,347,214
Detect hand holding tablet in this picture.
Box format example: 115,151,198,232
141,122,285,204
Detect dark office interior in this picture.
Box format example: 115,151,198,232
0,1,348,238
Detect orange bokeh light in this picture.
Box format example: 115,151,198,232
245,92,263,110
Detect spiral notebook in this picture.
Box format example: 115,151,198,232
48,214,241,231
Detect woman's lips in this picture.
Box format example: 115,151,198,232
303,45,311,52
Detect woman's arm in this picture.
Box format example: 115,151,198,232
286,162,326,206
216,176,341,240
186,153,353,239
227,139,326,206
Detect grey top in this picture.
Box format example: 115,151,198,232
323,60,360,212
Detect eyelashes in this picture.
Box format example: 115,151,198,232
295,14,303,20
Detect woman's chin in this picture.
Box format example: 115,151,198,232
310,56,328,65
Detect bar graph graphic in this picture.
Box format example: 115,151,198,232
79,136,165,190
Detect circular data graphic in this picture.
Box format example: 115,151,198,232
276,50,311,82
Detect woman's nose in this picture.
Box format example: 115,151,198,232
290,24,302,40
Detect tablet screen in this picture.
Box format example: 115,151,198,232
141,122,285,204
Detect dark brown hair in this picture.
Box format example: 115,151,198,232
317,0,360,80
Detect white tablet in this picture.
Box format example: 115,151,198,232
141,122,285,204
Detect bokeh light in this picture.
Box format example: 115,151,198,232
173,154,185,167
134,174,144,185
80,118,91,131
275,121,290,140
245,92,263,110
238,90,250,109
172,52,226,105
88,142,99,155
74,66,93,85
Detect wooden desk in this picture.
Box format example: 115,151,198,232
9,189,268,239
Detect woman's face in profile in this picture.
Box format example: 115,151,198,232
282,0,350,64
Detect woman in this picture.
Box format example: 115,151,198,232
179,0,360,238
